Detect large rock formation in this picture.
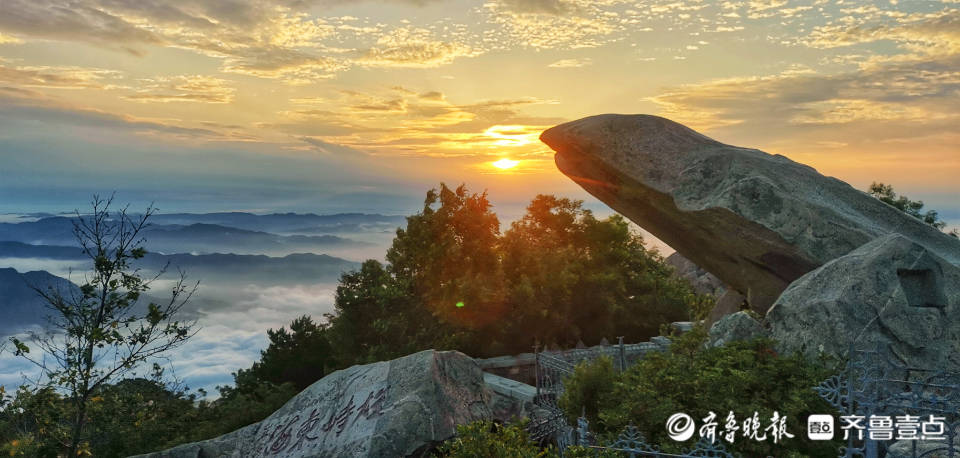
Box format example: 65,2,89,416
540,114,960,315
707,311,766,348
767,234,960,368
665,252,726,298
135,350,493,458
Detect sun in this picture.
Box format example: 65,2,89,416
492,158,519,170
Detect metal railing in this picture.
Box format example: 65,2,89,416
815,342,960,458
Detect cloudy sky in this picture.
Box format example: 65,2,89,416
0,0,957,221
0,0,958,397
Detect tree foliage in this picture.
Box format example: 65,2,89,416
868,182,958,237
0,367,204,458
558,328,841,457
325,259,457,367
500,195,697,351
387,184,507,331
0,186,714,455
322,184,707,362
241,315,333,391
7,195,198,456
436,420,554,458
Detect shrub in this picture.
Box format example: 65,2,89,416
557,356,617,427
437,420,555,457
559,329,842,457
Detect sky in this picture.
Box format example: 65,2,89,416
0,0,958,220
0,0,958,396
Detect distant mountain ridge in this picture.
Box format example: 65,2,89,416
146,212,406,234
0,267,78,335
0,241,360,284
0,217,375,255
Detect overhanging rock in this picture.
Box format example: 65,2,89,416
541,114,960,315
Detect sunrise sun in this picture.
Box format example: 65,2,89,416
492,159,519,170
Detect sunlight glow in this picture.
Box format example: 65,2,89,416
483,125,539,146
492,159,519,170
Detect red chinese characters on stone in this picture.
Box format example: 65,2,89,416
356,387,387,421
256,385,390,455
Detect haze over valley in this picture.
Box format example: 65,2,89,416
0,211,401,394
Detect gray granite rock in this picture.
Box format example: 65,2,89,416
709,289,747,327
483,373,535,423
540,114,960,315
708,311,768,347
133,350,492,458
666,252,726,298
767,234,960,369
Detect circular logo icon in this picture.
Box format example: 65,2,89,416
666,413,696,441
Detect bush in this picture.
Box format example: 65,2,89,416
557,356,617,427
558,329,842,457
437,420,555,457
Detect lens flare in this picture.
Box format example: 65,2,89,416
455,301,465,308
492,159,519,170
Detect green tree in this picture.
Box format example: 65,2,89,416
83,367,200,457
500,195,699,352
9,195,197,456
437,420,555,458
0,368,213,457
321,186,710,361
193,373,298,441
868,182,958,237
558,329,840,457
243,315,333,391
326,260,452,367
387,183,506,334
0,386,69,457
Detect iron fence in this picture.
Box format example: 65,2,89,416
528,338,733,457
814,342,960,458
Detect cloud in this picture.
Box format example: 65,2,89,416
804,10,960,58
0,0,164,55
495,0,574,15
0,33,22,44
0,280,343,396
0,1,480,84
482,0,628,50
650,56,960,130
650,9,960,138
0,88,224,138
0,61,121,89
272,88,563,158
124,75,236,104
300,136,368,155
547,57,592,68
357,27,476,68
0,258,87,278
645,53,960,194
418,91,444,101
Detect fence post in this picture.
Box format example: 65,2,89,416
534,343,540,402
618,336,626,372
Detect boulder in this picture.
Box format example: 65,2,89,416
482,373,536,423
134,350,492,458
540,114,960,315
767,234,960,369
665,252,726,298
708,311,768,347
